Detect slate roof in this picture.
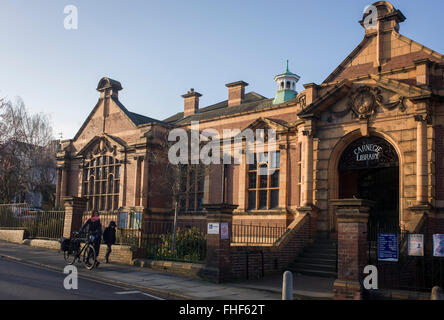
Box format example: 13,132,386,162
111,97,168,126
163,92,274,125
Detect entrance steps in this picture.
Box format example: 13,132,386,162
287,238,338,278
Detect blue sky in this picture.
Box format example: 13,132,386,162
0,0,443,139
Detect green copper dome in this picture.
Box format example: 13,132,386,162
273,60,300,105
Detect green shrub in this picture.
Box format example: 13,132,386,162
156,227,206,262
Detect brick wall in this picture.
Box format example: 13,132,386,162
230,214,313,279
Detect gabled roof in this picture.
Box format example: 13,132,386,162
111,97,167,126
73,97,165,141
298,80,353,118
323,32,444,84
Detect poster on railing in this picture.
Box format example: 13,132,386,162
433,234,444,257
207,222,219,235
220,223,229,240
408,234,424,257
378,233,398,262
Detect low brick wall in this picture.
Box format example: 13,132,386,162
230,213,314,280
0,229,26,243
133,259,205,279
97,244,134,265
1,232,133,265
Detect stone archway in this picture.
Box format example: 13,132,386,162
327,130,404,235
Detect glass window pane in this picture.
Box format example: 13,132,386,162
271,152,280,168
259,190,267,209
114,180,120,194
271,170,279,188
97,157,101,166
115,166,121,179
248,153,257,171
108,177,114,193
259,172,268,188
197,193,203,211
188,196,195,212
248,191,256,210
270,190,279,209
248,172,257,189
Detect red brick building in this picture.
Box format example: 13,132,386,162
56,1,444,251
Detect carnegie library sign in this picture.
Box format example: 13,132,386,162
339,137,399,170
354,143,383,162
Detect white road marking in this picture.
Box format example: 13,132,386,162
115,290,141,295
114,290,164,300
141,292,165,300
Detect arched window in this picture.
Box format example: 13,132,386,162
286,81,290,89
82,156,121,211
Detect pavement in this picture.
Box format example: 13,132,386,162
0,240,335,300
0,257,166,300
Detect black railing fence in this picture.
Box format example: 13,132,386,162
0,204,65,240
77,213,207,263
231,223,288,245
367,220,444,292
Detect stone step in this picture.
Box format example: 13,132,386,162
297,256,337,266
290,262,337,272
303,252,337,260
289,267,337,278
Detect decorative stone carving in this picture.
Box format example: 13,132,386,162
350,86,381,119
297,93,307,109
84,137,117,160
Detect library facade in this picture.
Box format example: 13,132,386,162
56,1,444,295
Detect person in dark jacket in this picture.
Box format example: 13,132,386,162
80,210,102,266
103,221,116,263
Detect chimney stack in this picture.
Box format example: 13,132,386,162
182,88,202,117
225,81,249,107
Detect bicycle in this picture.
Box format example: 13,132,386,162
62,232,98,270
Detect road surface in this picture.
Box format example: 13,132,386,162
0,256,167,300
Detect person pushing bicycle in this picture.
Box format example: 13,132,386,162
79,209,102,267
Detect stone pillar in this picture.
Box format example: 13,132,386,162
302,129,313,206
237,151,247,211
330,199,373,300
415,115,428,205
278,145,288,209
202,203,237,283
63,196,87,238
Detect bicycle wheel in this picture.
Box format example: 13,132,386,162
82,244,96,270
64,250,77,265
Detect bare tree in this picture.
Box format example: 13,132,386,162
0,98,56,205
146,126,221,252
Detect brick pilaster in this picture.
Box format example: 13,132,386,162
63,196,87,238
201,203,237,283
331,199,372,300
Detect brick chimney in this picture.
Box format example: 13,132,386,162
182,88,202,117
225,81,249,107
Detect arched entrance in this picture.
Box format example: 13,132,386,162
337,136,400,231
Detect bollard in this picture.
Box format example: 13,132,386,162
282,270,293,300
431,286,443,300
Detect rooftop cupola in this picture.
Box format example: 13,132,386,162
273,60,300,105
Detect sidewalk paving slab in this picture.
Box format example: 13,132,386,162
0,240,334,300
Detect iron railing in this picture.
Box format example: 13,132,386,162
0,204,65,240
77,214,207,263
367,220,444,292
231,224,288,245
